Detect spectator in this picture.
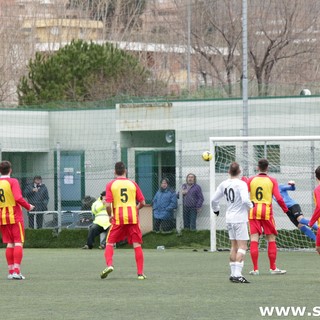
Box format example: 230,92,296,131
152,178,177,233
24,176,49,229
82,191,110,249
81,195,96,211
181,173,204,230
79,195,96,226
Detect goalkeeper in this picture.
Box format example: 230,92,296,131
277,181,318,241
82,191,110,249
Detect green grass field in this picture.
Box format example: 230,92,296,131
0,248,319,320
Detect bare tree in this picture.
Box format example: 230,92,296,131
66,0,146,41
0,1,31,105
248,0,320,96
170,0,320,97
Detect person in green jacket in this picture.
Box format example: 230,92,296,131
82,191,111,249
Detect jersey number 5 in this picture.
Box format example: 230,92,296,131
120,188,128,203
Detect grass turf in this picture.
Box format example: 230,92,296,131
0,248,319,320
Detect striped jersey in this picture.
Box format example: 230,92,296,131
0,176,32,225
106,177,145,225
248,173,288,220
309,184,320,227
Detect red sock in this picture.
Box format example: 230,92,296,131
6,247,14,274
250,241,259,271
134,246,144,275
13,246,23,274
105,244,114,267
268,241,277,270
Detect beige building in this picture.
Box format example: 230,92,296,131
21,18,104,44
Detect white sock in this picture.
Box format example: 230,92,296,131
229,262,236,276
234,261,244,277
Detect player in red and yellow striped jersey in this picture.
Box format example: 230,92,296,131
100,161,146,280
0,161,34,280
309,166,320,254
247,159,288,276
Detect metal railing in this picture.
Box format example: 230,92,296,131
30,211,94,231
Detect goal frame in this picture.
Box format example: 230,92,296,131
209,135,320,252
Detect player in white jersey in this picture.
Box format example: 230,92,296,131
211,162,253,283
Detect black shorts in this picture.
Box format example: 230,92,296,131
286,204,303,227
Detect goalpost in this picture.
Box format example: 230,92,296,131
209,135,320,252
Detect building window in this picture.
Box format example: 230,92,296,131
50,27,59,36
254,144,280,173
215,146,236,173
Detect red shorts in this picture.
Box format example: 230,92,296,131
0,222,25,243
106,224,143,245
316,229,320,247
249,218,278,236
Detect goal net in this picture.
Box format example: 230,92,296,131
209,136,320,252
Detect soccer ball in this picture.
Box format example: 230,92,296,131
300,89,311,96
202,151,212,161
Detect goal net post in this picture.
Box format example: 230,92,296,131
209,135,320,252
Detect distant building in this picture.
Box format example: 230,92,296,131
21,18,104,43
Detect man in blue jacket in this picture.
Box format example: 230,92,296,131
152,178,177,233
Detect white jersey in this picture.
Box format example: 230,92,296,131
211,178,253,223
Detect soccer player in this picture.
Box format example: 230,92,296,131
248,158,288,276
0,160,34,280
277,181,318,241
309,166,320,254
211,162,253,284
100,161,146,280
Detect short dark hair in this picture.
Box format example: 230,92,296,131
115,161,126,176
34,175,42,181
315,166,320,180
229,162,241,177
258,158,269,172
0,161,11,175
100,191,106,199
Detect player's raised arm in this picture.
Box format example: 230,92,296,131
239,183,253,209
272,178,288,213
211,182,224,214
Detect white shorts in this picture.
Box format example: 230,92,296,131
227,222,249,241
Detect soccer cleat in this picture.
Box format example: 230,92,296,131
7,274,14,280
82,245,90,249
249,270,259,275
229,276,234,282
137,274,147,280
100,266,114,279
232,276,250,283
12,273,25,280
270,268,286,275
